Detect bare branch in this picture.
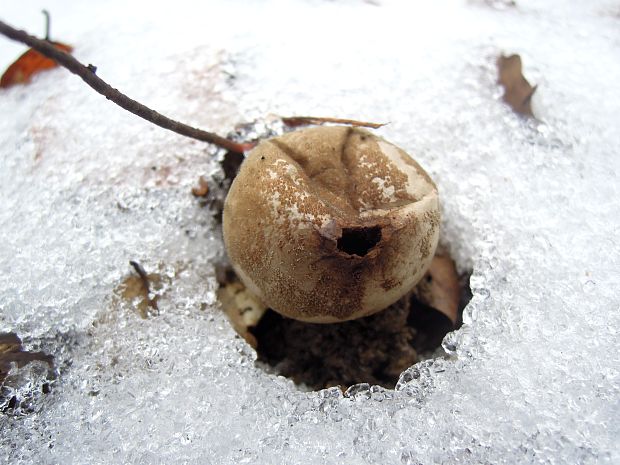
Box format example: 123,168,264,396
0,19,250,154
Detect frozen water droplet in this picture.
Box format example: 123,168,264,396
442,331,458,354
344,383,371,400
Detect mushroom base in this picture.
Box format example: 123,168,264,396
217,254,471,391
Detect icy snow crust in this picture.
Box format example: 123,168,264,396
1,0,619,463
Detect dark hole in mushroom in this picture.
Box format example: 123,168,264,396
337,226,382,256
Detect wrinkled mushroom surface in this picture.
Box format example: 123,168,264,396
223,126,439,323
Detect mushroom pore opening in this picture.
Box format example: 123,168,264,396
336,226,382,256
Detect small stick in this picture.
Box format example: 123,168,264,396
0,19,249,154
42,10,51,41
129,260,149,283
129,260,158,310
281,116,386,129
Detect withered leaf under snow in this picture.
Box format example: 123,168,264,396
117,262,164,318
0,332,53,383
497,54,537,117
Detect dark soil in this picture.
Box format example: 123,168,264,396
248,283,468,391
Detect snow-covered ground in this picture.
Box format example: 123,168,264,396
1,1,618,463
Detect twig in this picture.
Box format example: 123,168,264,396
281,116,386,129
0,19,250,154
129,260,158,311
129,260,149,284
42,10,51,40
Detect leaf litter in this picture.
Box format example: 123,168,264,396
0,11,72,89
0,332,54,384
497,54,537,117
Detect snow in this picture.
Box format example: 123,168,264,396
1,0,619,463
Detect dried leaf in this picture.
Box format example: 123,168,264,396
281,116,386,129
408,255,461,352
497,54,537,117
217,279,268,348
118,261,162,318
0,332,53,383
414,255,460,324
0,41,73,88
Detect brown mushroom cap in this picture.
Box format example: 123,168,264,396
223,126,440,323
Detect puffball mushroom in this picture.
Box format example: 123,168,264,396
223,126,440,323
